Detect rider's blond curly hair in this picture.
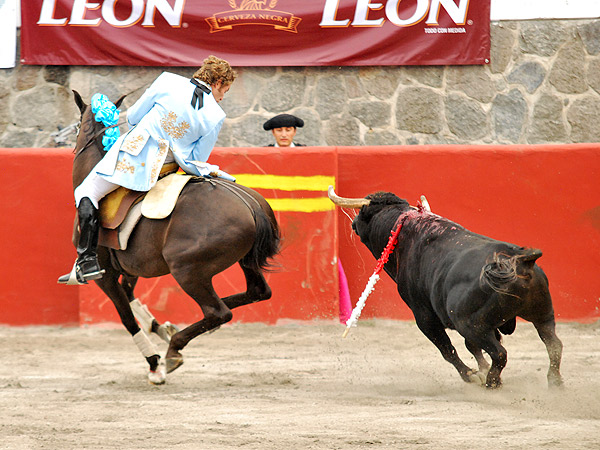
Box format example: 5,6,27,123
193,55,237,87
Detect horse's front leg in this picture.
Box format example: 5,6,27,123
94,260,166,384
121,274,179,344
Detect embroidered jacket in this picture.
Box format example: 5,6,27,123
92,72,226,191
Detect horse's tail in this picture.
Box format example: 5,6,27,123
240,206,281,272
479,248,543,299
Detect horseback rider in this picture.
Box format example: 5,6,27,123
59,55,237,285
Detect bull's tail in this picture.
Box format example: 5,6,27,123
479,248,542,298
240,206,281,272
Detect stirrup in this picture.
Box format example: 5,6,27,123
57,261,105,285
57,262,87,285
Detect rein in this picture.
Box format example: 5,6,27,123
209,178,261,217
77,122,124,156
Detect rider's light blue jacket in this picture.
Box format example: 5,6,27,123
93,72,225,191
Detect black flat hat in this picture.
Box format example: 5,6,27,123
263,114,304,130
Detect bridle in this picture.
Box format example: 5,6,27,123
73,85,147,157
75,120,125,159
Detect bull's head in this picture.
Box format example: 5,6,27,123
328,186,410,246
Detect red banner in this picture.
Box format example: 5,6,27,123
20,0,490,67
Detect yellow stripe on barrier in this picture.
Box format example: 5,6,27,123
234,174,335,192
265,197,335,212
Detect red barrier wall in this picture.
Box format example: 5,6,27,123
0,148,80,325
0,144,598,326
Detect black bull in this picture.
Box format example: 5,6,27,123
330,188,563,389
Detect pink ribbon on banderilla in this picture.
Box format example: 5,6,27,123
342,196,430,338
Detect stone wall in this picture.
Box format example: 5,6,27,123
1,19,600,148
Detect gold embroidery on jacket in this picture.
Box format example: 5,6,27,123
160,111,190,140
116,159,135,174
150,141,170,183
122,135,145,153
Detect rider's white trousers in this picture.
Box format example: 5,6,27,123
74,171,119,208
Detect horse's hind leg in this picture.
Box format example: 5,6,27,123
94,260,165,384
165,278,233,373
221,264,272,310
121,274,179,344
534,319,564,387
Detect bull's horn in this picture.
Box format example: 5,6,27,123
328,186,371,208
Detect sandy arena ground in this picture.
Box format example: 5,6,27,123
1,319,599,449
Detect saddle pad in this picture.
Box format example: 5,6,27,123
141,173,192,219
119,201,143,250
98,162,180,229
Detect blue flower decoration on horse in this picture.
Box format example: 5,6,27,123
91,93,121,151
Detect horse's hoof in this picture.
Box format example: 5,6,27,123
156,321,180,344
166,356,184,374
148,363,166,385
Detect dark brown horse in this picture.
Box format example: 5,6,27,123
69,91,280,383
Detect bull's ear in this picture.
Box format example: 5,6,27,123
73,90,85,114
115,95,126,108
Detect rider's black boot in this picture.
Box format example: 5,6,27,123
58,197,105,284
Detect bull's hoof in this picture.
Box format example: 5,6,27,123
548,374,564,389
166,355,184,374
148,362,166,385
485,379,502,389
467,371,486,386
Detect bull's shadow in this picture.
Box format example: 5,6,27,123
330,187,563,389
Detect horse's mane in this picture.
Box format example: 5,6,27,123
74,102,101,156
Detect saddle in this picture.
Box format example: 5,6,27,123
74,163,188,250
72,164,242,251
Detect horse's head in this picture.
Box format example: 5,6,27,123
71,90,126,188
72,90,126,157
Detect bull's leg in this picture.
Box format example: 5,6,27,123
461,329,507,389
165,276,233,374
483,340,507,389
464,339,490,384
121,275,179,344
94,255,165,384
413,312,479,384
533,319,564,388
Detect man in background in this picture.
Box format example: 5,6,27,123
263,113,305,147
